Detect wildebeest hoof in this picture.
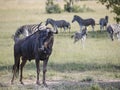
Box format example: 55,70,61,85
36,81,41,85
43,82,48,87
20,81,24,85
11,81,14,85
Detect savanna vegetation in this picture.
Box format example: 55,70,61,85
0,0,120,90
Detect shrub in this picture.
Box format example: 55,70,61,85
64,4,94,13
46,0,61,13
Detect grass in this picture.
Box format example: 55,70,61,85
0,0,120,90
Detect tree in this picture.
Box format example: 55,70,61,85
98,0,120,23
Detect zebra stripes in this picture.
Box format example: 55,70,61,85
13,22,46,42
71,27,87,48
107,24,120,41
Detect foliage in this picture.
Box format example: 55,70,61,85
91,84,102,90
46,0,61,13
64,0,94,12
98,0,120,23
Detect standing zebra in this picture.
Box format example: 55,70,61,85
71,27,87,48
45,18,71,33
107,24,120,41
99,16,108,31
12,22,46,43
72,15,95,32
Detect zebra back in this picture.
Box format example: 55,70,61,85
13,22,45,42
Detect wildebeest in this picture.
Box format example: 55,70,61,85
45,18,71,32
107,24,120,41
12,22,46,42
99,16,108,31
11,24,58,86
72,15,95,32
71,27,87,48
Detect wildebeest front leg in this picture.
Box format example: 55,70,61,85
35,59,40,85
43,59,48,87
20,59,27,85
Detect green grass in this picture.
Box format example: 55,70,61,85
0,0,120,89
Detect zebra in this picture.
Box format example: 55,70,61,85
45,18,71,33
71,27,87,48
107,24,120,41
12,22,46,43
72,15,95,32
99,16,108,31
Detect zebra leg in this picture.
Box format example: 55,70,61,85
80,25,82,32
63,27,66,32
81,36,86,48
117,32,120,41
100,25,102,31
92,25,94,32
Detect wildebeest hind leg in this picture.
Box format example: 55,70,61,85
11,56,20,84
20,59,27,85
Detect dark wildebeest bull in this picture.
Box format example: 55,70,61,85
72,15,95,32
107,24,120,41
11,24,58,86
45,18,71,33
99,16,108,31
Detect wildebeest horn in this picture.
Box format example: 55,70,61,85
38,22,43,29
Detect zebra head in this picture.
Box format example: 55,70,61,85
45,18,54,26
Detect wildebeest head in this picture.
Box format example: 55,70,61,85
37,24,58,53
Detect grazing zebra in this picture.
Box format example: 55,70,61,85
71,27,87,48
107,24,120,41
99,16,108,31
72,15,95,32
13,22,46,43
45,18,71,33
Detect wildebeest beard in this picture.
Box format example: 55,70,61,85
38,31,53,57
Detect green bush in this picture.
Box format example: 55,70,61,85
64,4,94,13
64,2,72,12
46,1,61,13
72,5,82,13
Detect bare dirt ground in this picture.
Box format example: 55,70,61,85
0,79,120,90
